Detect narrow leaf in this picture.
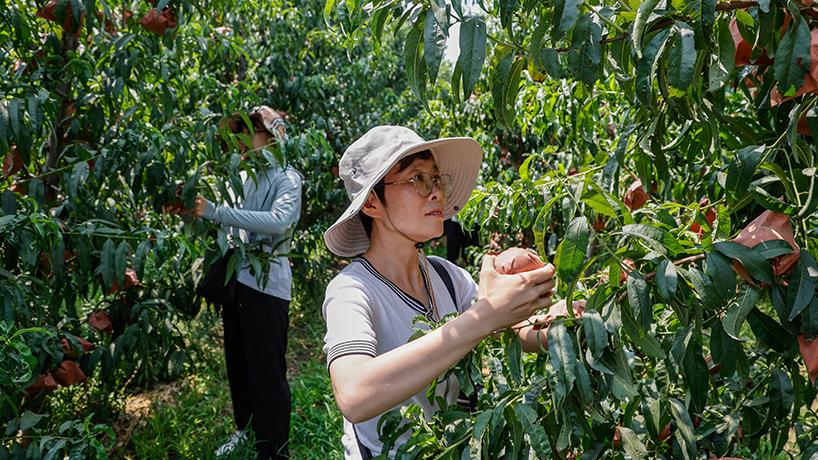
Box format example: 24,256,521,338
459,16,487,99
627,270,653,332
774,15,811,97
722,286,761,340
788,250,818,321
555,216,589,285
668,22,695,90
657,259,677,303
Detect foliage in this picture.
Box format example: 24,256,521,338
1,0,414,456
326,0,818,456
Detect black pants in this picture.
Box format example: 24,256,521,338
222,282,291,460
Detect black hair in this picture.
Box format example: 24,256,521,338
359,149,433,239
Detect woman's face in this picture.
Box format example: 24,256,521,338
237,123,274,153
378,156,447,243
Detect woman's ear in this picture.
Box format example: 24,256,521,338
360,191,383,219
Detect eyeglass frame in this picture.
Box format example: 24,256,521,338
375,172,454,198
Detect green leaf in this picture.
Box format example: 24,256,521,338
801,296,818,339
583,309,608,360
683,337,709,412
669,398,697,460
621,307,665,358
632,0,661,59
424,1,448,85
722,285,761,340
713,241,774,284
499,0,519,32
100,239,116,291
502,57,525,128
657,259,678,303
405,19,430,112
621,224,685,258
611,345,638,399
555,216,589,285
568,14,602,90
581,187,620,218
747,308,793,353
774,15,812,97
684,0,715,49
538,48,562,79
20,411,45,431
491,53,514,129
459,16,487,99
707,251,737,300
451,59,462,104
618,427,648,460
529,15,549,66
725,145,764,204
115,240,128,289
69,161,90,202
668,22,695,90
514,404,551,458
551,0,583,41
787,250,818,321
506,335,523,383
627,270,653,332
769,368,794,419
134,239,151,281
711,319,740,378
707,21,736,92
548,323,577,400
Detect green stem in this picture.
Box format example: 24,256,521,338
486,33,528,53
582,1,627,33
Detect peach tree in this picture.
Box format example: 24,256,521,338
326,0,818,457
1,0,413,457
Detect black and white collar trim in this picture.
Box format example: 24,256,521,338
355,257,436,322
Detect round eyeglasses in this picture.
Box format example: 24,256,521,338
377,172,454,198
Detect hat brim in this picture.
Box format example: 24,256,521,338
324,137,482,257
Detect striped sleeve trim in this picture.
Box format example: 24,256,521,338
327,340,377,367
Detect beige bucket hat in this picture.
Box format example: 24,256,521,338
324,125,483,257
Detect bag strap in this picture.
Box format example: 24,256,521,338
428,257,457,312
352,424,374,460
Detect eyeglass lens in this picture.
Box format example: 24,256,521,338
414,173,453,198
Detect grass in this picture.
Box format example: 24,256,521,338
116,300,343,459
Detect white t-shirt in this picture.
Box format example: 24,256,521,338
322,254,478,459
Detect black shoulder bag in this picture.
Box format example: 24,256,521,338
196,248,237,306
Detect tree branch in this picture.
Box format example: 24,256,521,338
714,0,758,10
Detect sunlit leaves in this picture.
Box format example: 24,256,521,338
459,16,486,100
774,14,812,97
722,285,761,340
424,0,448,86
668,23,695,91
555,216,589,285
568,14,602,90
405,19,429,112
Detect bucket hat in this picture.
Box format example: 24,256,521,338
324,125,483,257
224,106,286,140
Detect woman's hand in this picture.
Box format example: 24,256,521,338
472,254,556,334
162,195,209,218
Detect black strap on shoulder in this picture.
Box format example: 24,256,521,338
353,424,374,460
428,257,457,311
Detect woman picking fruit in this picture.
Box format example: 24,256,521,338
322,125,559,459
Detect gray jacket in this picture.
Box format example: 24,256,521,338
203,164,303,301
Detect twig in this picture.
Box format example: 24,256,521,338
582,1,628,33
